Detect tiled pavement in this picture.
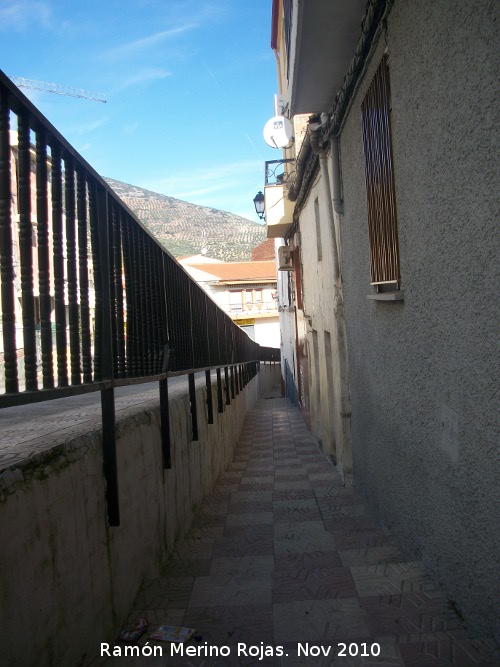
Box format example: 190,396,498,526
90,393,499,666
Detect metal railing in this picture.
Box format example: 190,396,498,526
265,158,295,187
229,300,278,314
0,70,280,524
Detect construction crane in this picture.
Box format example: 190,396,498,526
9,76,107,103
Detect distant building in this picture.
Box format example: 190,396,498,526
179,257,279,348
251,238,275,261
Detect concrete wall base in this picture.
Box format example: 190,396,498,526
0,364,280,667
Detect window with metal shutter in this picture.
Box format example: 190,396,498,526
361,56,401,286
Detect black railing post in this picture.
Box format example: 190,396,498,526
224,366,230,405
189,372,198,440
137,228,147,376
216,368,224,413
112,203,126,378
64,157,82,386
187,278,198,441
97,185,120,527
36,129,54,389
0,89,18,393
89,181,102,382
51,144,68,387
235,365,240,395
18,111,37,391
77,171,92,383
205,369,214,424
159,378,171,468
144,237,155,375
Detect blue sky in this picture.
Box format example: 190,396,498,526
0,0,280,222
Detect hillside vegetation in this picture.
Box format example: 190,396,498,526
105,178,266,262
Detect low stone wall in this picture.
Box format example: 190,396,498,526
0,364,280,667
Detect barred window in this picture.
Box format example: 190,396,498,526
361,56,400,285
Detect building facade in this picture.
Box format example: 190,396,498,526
265,0,499,639
180,257,280,349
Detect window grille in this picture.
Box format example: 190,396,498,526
361,56,400,285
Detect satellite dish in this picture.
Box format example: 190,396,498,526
263,115,293,149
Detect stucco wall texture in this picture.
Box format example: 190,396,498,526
338,0,499,638
0,367,280,667
298,180,341,456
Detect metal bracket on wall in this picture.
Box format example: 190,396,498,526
205,369,214,424
159,378,171,468
216,368,224,413
188,372,198,441
230,366,235,399
224,366,231,405
234,365,240,395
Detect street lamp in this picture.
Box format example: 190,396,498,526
253,191,265,220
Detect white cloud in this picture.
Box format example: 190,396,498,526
77,142,91,153
0,1,52,31
115,68,171,91
104,24,197,60
147,160,262,200
141,160,265,219
72,117,110,136
124,121,140,135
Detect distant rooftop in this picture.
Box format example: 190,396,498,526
188,260,277,284
252,239,276,262
178,254,223,264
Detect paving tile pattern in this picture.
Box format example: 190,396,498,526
89,394,499,666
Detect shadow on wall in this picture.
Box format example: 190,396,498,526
0,364,281,667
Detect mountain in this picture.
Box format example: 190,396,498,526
105,178,266,262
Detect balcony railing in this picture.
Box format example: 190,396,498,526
229,300,278,314
0,69,280,525
265,158,295,187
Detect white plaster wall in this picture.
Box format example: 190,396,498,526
254,318,280,349
204,285,228,310
276,238,296,394
0,366,280,667
338,0,499,638
298,180,345,466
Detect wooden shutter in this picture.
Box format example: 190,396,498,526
361,57,401,285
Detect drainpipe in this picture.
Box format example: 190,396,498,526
330,135,344,215
308,119,352,480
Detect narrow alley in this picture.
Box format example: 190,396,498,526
89,391,497,666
